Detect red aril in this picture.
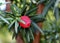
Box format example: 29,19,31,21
19,16,31,28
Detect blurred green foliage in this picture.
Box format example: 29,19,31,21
0,25,16,43
0,0,60,43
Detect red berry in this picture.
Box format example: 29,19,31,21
19,16,31,28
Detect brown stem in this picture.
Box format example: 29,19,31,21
6,0,11,12
32,4,44,43
16,35,24,43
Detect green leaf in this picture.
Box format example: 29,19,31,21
8,20,16,30
0,3,2,6
6,18,13,21
22,29,27,43
11,4,21,16
21,6,27,16
25,7,37,15
0,18,13,21
29,0,33,8
26,32,30,42
15,21,19,34
12,32,16,39
31,15,45,22
11,4,16,14
31,14,43,19
32,21,44,35
0,16,10,24
18,26,21,31
29,28,34,40
54,7,59,21
22,0,26,9
23,37,27,43
42,0,55,17
5,11,12,14
0,11,6,17
23,29,26,36
37,0,46,4
12,4,21,14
